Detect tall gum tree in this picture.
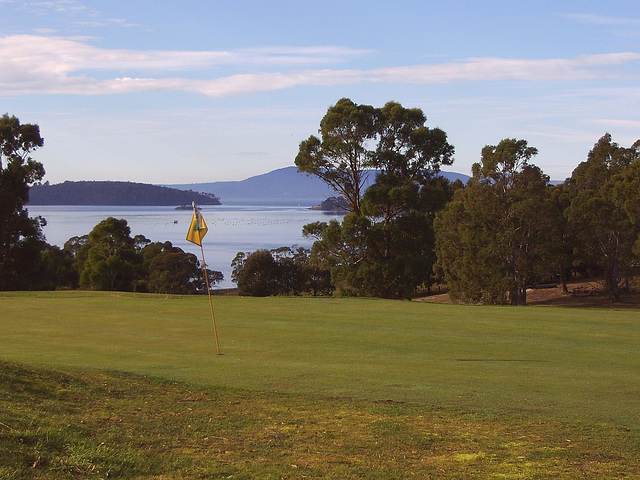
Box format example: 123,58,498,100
0,114,46,289
565,134,640,299
296,99,455,298
76,217,143,291
295,98,376,215
435,139,553,305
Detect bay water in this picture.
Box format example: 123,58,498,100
28,205,343,289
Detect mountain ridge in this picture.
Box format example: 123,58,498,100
27,167,473,206
168,166,471,206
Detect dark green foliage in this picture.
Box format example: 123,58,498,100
545,183,575,292
0,114,83,291
0,114,49,290
435,139,554,305
74,217,143,291
36,243,78,290
231,246,332,296
67,219,222,293
232,249,280,296
434,134,640,304
141,241,214,294
565,134,640,299
296,98,378,215
296,99,455,298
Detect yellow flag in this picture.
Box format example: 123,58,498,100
186,209,208,246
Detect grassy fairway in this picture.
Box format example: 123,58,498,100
2,291,639,424
1,291,639,478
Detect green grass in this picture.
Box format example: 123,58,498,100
1,291,639,478
2,361,638,479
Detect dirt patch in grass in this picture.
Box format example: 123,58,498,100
416,280,640,309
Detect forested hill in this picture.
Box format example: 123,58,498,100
28,181,221,206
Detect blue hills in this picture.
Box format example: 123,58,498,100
169,166,471,206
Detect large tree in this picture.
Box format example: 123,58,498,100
435,139,554,305
565,134,640,298
75,217,144,291
296,99,455,298
0,114,46,290
295,98,377,215
141,241,222,294
231,246,332,297
231,249,280,296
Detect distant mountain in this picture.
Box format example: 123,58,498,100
28,181,221,206
169,166,471,206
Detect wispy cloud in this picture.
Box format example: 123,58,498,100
0,36,369,74
587,118,640,129
74,18,141,28
12,1,141,29
1,35,639,98
563,13,640,26
21,0,91,15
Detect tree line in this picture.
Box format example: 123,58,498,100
2,107,639,303
235,98,640,303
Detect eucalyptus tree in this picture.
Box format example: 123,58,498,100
231,249,280,296
141,241,221,294
0,114,46,289
435,139,554,305
565,134,640,298
76,217,143,291
296,99,455,298
295,98,377,215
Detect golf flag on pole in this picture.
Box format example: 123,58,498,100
186,201,221,355
186,202,208,246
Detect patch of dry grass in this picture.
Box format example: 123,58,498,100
2,361,638,479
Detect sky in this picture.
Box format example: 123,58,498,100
1,0,640,184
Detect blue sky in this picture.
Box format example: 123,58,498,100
1,0,639,184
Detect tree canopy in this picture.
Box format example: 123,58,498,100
4,110,640,303
435,139,554,305
66,218,223,293
295,98,377,215
231,246,332,297
564,134,640,299
296,99,456,298
0,114,47,289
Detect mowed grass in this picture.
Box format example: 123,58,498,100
1,291,639,478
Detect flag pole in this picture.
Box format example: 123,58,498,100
191,201,221,355
200,241,221,355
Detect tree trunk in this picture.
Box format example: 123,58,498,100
509,285,527,305
559,266,569,293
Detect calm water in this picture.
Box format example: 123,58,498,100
28,205,343,289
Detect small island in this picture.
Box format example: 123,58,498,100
310,196,350,212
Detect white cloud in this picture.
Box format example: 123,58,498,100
564,13,640,26
21,0,90,15
74,18,141,28
369,55,629,83
1,34,639,98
